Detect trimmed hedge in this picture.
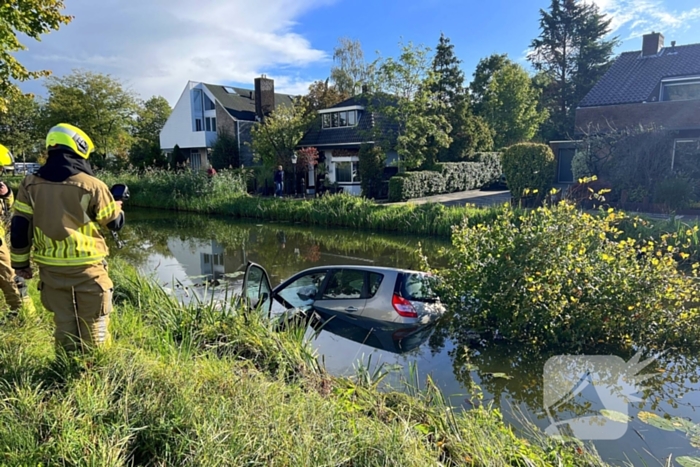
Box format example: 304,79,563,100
502,143,555,201
388,153,502,202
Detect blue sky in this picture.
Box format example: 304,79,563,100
16,0,700,104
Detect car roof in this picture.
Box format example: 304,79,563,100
296,265,427,275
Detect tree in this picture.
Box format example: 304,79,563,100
481,63,548,149
331,38,372,96
358,144,386,199
42,70,139,165
0,93,41,161
470,53,511,116
129,96,171,169
210,130,240,170
528,0,619,140
171,144,187,168
250,100,314,170
300,79,347,114
371,41,451,170
0,1,72,112
429,34,494,161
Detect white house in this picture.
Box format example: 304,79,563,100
160,76,295,170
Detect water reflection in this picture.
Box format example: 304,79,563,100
119,209,700,465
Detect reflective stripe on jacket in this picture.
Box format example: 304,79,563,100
10,173,121,268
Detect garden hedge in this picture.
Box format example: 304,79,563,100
388,153,502,202
501,143,555,201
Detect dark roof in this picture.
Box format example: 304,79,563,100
203,83,295,121
579,43,700,108
298,94,399,147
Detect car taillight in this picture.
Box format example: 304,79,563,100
392,293,418,318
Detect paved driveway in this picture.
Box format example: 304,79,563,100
384,189,511,208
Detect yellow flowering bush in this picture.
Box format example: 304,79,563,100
437,201,700,349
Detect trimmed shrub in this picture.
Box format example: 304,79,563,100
388,153,502,202
388,171,445,202
501,143,556,200
439,153,502,193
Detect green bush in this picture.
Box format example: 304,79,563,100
387,171,445,202
388,154,502,202
654,177,695,211
439,153,502,193
436,201,700,350
359,144,386,199
501,143,556,200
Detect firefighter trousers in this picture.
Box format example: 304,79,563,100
38,261,113,352
0,240,24,311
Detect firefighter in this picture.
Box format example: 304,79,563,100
10,124,124,352
0,144,27,315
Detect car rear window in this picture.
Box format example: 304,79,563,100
397,273,438,302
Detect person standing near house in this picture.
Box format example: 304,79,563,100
0,144,29,316
206,165,217,178
274,165,284,197
11,124,125,352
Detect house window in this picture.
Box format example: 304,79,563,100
205,118,211,132
204,94,216,110
672,139,700,176
211,117,216,132
203,254,211,264
193,89,203,113
661,78,700,102
321,110,360,129
335,161,361,183
195,119,203,132
190,149,201,170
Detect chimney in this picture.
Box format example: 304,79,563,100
642,32,664,57
254,75,275,122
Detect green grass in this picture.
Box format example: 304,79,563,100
0,258,610,466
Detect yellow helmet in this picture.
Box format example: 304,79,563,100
46,123,94,159
0,144,14,167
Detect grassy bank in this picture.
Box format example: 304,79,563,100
0,258,609,466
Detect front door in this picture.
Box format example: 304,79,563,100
312,269,368,320
558,148,575,183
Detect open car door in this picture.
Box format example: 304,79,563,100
242,262,273,315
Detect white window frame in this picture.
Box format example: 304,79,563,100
660,76,700,102
333,157,361,184
195,118,203,132
321,110,359,130
672,138,700,169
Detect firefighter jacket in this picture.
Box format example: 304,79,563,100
10,173,122,269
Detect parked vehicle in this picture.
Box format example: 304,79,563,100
242,262,445,324
13,162,40,175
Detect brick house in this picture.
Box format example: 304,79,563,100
551,32,700,183
159,76,295,170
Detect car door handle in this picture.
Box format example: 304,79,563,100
345,306,359,312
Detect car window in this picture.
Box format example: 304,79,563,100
322,270,365,299
277,271,327,309
368,273,383,298
400,273,438,302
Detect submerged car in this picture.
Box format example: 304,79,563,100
241,263,445,324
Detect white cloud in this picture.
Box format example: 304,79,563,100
589,0,700,38
18,0,334,104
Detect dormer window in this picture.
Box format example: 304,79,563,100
661,77,700,102
321,109,360,129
